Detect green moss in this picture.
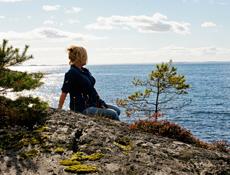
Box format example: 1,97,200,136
15,137,40,148
114,141,132,151
42,148,52,153
41,144,53,153
54,147,65,154
19,149,38,159
30,137,40,145
0,132,25,149
33,125,49,133
64,164,98,173
60,159,81,166
41,134,49,140
115,136,131,146
71,152,104,161
114,136,133,152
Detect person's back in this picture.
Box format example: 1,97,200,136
58,45,120,120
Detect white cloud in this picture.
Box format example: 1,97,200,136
209,0,229,5
0,0,30,2
0,16,5,19
86,13,190,34
64,7,82,14
43,20,55,25
43,20,64,27
42,5,60,12
0,27,106,41
201,21,217,28
93,46,230,64
67,19,79,24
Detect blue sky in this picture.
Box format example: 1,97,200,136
0,0,229,65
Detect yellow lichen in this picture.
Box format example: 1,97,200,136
33,125,49,133
64,164,98,173
71,152,104,161
19,149,39,159
14,137,40,148
30,137,40,145
60,159,81,166
113,141,132,151
54,147,65,154
114,136,133,152
41,134,49,140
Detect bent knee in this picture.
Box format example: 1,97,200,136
106,109,120,121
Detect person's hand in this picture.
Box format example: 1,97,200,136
101,100,108,108
97,99,108,108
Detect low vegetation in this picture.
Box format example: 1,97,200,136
117,60,190,120
0,39,48,129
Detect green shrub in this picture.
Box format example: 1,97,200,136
0,96,48,129
0,39,47,129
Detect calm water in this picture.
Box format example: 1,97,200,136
10,63,230,142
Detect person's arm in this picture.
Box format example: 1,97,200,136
92,87,108,108
58,92,67,110
58,70,71,110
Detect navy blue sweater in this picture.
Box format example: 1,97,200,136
61,65,105,112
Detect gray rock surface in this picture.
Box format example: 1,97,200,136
0,109,229,175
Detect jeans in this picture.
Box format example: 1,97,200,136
83,104,120,121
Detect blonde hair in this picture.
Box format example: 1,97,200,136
67,45,88,65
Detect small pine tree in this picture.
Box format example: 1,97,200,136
0,39,43,93
0,39,48,128
117,60,190,120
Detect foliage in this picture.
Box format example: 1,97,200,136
0,39,47,128
129,120,208,148
0,39,43,93
0,96,48,129
210,140,230,153
117,60,190,120
0,125,48,152
0,68,43,92
0,39,32,68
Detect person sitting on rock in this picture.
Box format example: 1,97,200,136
58,45,120,120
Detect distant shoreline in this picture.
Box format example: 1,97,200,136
12,61,230,67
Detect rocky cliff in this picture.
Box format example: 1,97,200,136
0,109,229,175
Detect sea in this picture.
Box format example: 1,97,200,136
9,63,230,143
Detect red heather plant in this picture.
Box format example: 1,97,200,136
129,120,209,148
210,140,230,153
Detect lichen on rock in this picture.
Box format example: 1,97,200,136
54,147,65,154
114,136,133,152
0,109,229,175
19,149,39,159
70,152,104,161
59,159,81,166
64,164,98,173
